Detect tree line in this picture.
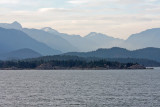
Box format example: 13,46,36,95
0,59,139,70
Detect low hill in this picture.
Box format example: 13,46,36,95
0,48,41,60
64,47,160,62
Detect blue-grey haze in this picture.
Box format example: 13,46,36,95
0,21,160,60
0,27,61,55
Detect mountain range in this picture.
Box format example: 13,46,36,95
42,27,124,52
42,25,160,51
0,27,60,56
0,21,160,63
1,21,160,52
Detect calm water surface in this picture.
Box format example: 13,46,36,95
0,68,160,107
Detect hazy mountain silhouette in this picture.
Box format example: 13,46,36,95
60,34,98,52
44,28,122,51
0,21,22,30
41,27,97,52
0,27,61,55
124,28,160,49
42,27,60,35
64,47,160,62
45,27,160,51
0,22,78,53
0,48,41,60
23,28,78,52
85,32,124,49
1,21,160,53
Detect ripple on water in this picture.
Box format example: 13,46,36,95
0,69,160,107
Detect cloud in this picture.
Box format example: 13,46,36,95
2,7,160,39
0,0,19,4
39,8,72,13
115,0,145,4
68,0,89,4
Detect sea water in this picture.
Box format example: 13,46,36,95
0,68,160,107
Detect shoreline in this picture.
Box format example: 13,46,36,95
0,67,152,70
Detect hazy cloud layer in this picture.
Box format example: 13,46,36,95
0,0,160,39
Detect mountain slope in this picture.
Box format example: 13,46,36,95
85,32,124,48
124,28,160,49
64,47,160,62
0,48,41,60
61,34,98,52
0,22,77,53
43,28,123,52
1,21,160,52
0,27,61,55
23,28,78,52
41,27,96,52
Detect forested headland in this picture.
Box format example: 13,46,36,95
0,55,146,70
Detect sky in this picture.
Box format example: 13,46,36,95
0,0,160,39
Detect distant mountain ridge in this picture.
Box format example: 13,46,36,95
64,47,160,62
41,24,160,51
124,28,160,49
1,21,160,53
0,22,78,53
43,27,123,52
0,21,160,66
41,27,99,51
0,27,61,55
22,28,78,52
